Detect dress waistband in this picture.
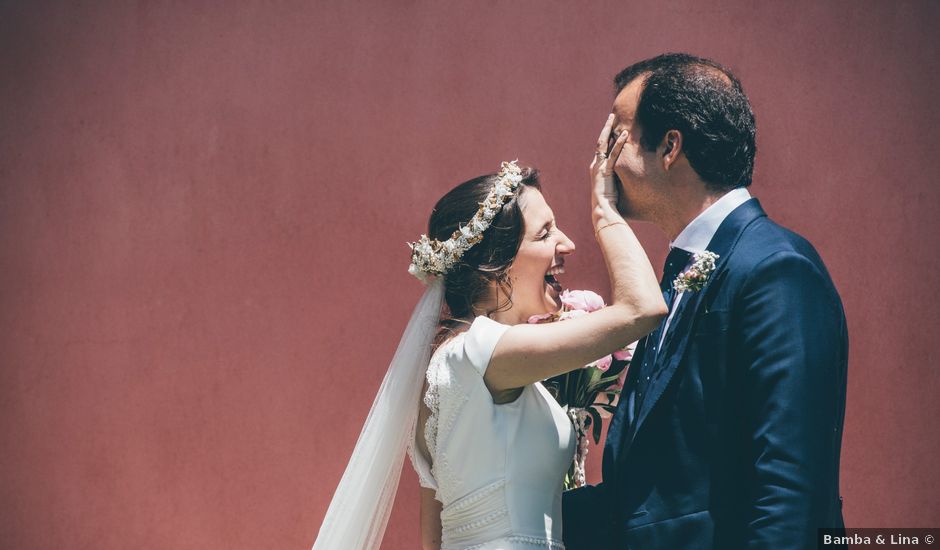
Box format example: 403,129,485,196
441,480,510,548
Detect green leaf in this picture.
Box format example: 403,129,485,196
588,407,604,444
585,366,603,387
586,374,622,394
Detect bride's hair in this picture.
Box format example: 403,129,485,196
427,165,541,343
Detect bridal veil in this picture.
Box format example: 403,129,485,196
311,279,444,550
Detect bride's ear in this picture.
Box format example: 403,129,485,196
661,130,683,171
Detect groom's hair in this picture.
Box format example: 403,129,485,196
614,53,756,191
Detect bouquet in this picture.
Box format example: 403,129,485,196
528,289,636,490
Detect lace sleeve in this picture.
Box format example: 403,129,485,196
407,353,444,492
406,420,437,490
407,337,469,497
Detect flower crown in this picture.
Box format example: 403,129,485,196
408,160,524,281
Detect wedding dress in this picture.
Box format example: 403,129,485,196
408,315,577,550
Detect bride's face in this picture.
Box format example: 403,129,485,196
504,188,575,320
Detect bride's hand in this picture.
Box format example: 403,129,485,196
590,114,628,220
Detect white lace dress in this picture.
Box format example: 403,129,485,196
408,316,577,550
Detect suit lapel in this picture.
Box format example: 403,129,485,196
603,332,652,480
627,283,708,442
624,198,768,451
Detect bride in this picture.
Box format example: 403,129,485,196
312,115,667,550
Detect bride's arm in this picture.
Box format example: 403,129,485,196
419,487,442,550
416,381,442,549
484,116,667,392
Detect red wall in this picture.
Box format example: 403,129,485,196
1,2,937,548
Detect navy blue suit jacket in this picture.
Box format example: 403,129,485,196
563,199,847,549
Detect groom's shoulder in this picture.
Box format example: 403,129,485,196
720,213,839,299
722,212,834,300
717,212,845,329
730,213,827,269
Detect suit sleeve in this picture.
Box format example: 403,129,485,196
562,483,610,550
738,251,845,549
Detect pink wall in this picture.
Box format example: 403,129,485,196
1,1,937,548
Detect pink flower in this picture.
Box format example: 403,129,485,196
612,341,637,361
559,289,606,312
527,312,556,324
589,354,613,372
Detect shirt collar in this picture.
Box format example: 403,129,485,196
670,187,752,254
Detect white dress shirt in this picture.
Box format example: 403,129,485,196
658,187,752,348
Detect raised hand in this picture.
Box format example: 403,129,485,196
590,114,628,221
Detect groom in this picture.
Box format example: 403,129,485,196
563,53,848,549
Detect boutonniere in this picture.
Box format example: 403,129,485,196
673,251,719,292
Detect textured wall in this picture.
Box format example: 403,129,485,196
1,1,938,548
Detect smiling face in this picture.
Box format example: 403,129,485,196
610,75,669,222
503,188,575,320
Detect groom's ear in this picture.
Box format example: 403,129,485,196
662,129,683,171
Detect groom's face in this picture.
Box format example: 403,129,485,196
610,75,663,222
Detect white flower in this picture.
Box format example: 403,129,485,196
408,160,524,280
673,251,719,292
